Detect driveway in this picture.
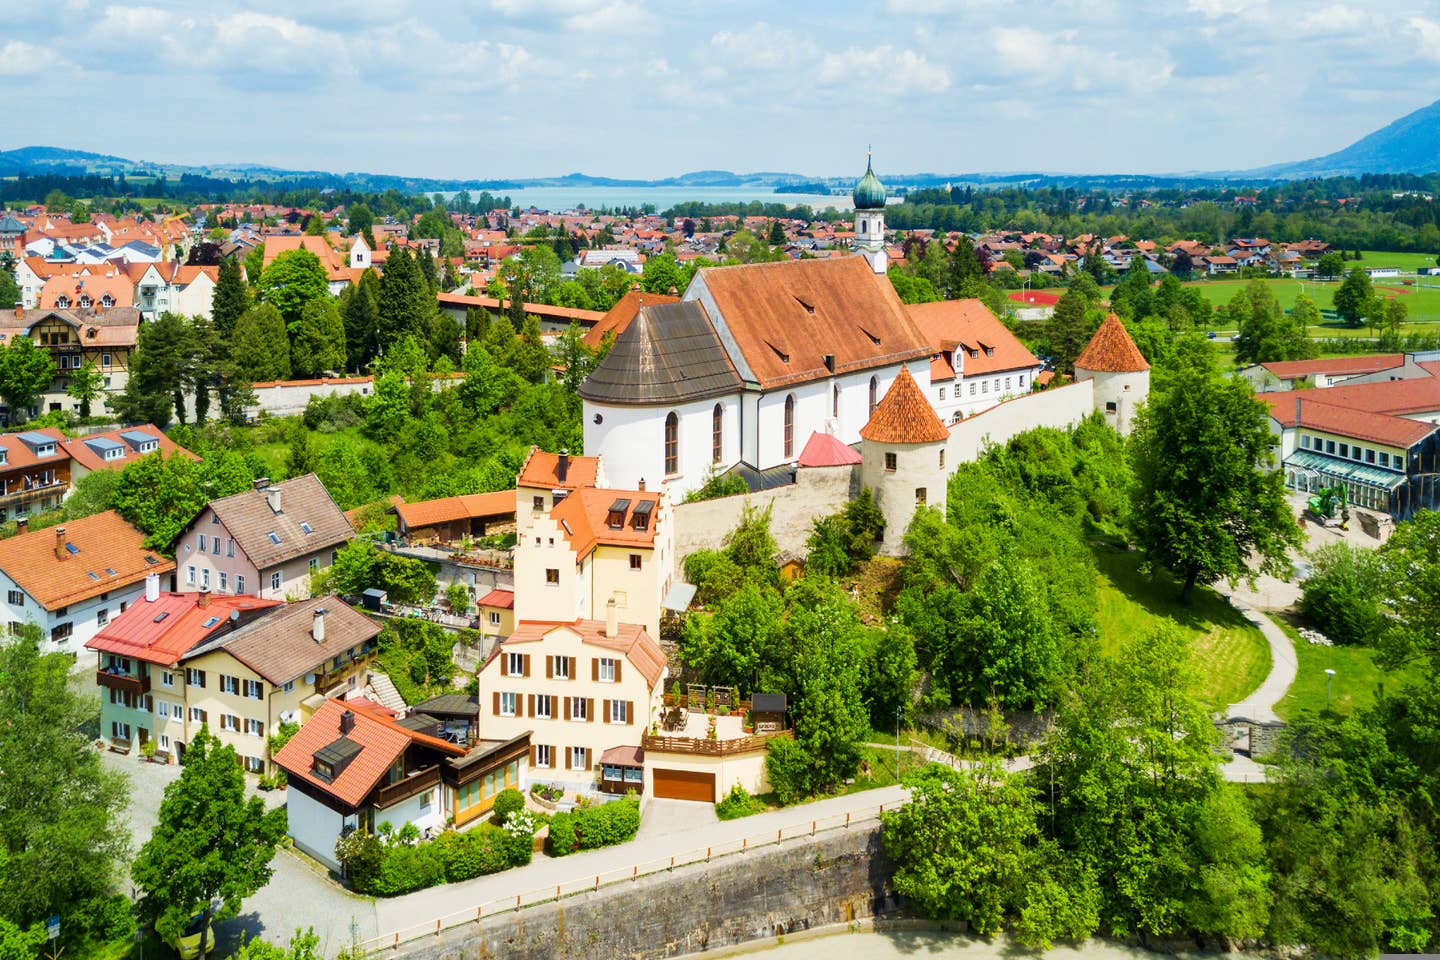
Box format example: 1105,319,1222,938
103,752,378,955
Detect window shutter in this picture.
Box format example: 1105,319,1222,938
587,698,595,723
545,656,553,679
550,748,557,769
564,697,571,721
492,691,500,715
529,745,536,767
564,748,571,770
523,654,531,677
604,700,611,724
614,660,622,683
527,694,535,718
627,700,634,724
500,656,508,677
568,657,576,679
591,658,598,682
258,721,265,737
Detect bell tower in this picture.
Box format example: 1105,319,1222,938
852,149,888,275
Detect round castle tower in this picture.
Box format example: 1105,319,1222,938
1073,313,1150,435
859,366,950,556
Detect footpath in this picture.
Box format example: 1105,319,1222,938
1218,584,1298,725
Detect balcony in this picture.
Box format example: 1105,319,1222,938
96,667,150,698
641,728,790,757
0,479,68,508
372,764,440,809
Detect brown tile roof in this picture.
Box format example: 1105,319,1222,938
202,473,353,570
1266,376,1440,418
583,290,680,349
694,257,932,389
1259,354,1405,380
64,425,196,473
0,427,69,475
905,299,1041,377
1074,314,1150,373
502,619,667,688
0,510,172,611
860,366,950,444
0,307,142,350
1266,395,1436,449
549,487,662,559
393,490,515,532
517,448,600,491
190,595,382,685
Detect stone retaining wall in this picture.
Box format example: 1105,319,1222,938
390,823,900,960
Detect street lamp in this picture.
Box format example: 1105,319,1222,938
1324,668,1336,706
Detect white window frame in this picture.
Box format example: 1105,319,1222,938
535,694,553,719
569,746,587,770
186,566,196,586
598,658,616,682
609,699,628,724
500,692,517,717
507,652,525,676
570,697,588,721
535,744,552,767
220,674,239,695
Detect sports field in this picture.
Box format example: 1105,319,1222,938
1184,277,1440,331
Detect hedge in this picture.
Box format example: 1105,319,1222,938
338,817,535,896
546,796,641,856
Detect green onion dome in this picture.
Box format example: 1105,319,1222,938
852,157,887,210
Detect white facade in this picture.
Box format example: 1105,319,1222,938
285,788,347,871
0,575,147,659
1075,367,1148,435
854,208,888,274
860,436,948,556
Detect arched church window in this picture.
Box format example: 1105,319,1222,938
664,412,679,475
783,394,795,459
868,376,878,415
832,383,839,419
712,404,723,464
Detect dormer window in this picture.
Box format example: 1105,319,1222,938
631,500,654,531
56,296,69,308
101,294,113,308
606,498,631,529
79,295,92,308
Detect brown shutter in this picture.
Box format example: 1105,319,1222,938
587,698,595,723
522,654,531,677
545,656,553,679
500,656,508,677
492,691,500,715
568,657,576,680
564,747,571,770
627,700,634,725
550,748,557,769
257,721,265,737
604,700,611,724
527,694,535,718
614,660,622,683
529,745,536,767
564,697,571,721
591,658,598,682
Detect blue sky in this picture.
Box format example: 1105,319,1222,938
3,0,1439,180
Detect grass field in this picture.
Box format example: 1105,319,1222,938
1094,549,1272,709
1271,615,1421,720
1183,277,1440,327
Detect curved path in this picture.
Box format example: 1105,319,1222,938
1217,586,1297,724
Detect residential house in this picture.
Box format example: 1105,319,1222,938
476,611,666,791
275,698,530,870
905,299,1044,423
0,510,173,655
65,425,195,482
477,588,515,643
514,448,603,535
0,304,141,418
174,474,354,600
0,428,70,521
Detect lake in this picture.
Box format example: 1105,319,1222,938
450,185,854,213
697,929,1216,960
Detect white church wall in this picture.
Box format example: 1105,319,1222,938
947,380,1095,462
582,394,742,497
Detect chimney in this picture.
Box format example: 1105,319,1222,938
605,597,618,639
144,573,160,603
637,477,646,492
54,527,67,561
14,516,27,533
557,449,570,484
266,485,281,514
12,302,21,320
339,709,354,735
197,589,210,609
312,607,327,643
253,476,270,491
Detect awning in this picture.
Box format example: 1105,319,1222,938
600,744,644,766
662,581,697,612
1286,450,1405,490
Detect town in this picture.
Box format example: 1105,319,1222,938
4,12,1440,959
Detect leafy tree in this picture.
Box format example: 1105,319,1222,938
230,927,321,960
327,540,436,605
65,359,105,418
230,302,291,383
0,624,130,934
243,243,265,285
1375,510,1440,669
112,312,196,427
1130,353,1300,602
1299,543,1385,646
679,583,783,694
211,255,249,341
290,298,346,378
1332,266,1374,328
112,450,254,548
863,622,918,729
132,728,287,960
0,264,21,310
640,252,686,294
257,249,328,330
1316,250,1346,279
1045,287,1091,376
1230,282,1316,364
346,203,375,244
58,468,122,522
0,336,55,423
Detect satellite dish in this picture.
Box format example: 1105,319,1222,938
229,609,240,622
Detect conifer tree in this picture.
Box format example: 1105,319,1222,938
211,255,248,341
947,240,983,297
230,303,291,382
290,298,347,378
341,269,380,371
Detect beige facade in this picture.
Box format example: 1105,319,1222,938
477,623,665,788
642,748,771,800
860,435,947,556
177,505,339,600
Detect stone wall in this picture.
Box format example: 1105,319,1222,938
671,463,857,565
391,823,899,960
947,380,1095,462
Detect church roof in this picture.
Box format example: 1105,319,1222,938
853,157,887,210
578,300,743,406
693,257,930,390
1074,313,1150,373
860,366,950,444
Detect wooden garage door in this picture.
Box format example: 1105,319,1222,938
653,768,716,802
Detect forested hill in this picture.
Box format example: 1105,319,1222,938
1245,97,1440,178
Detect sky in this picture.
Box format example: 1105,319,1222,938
3,0,1440,181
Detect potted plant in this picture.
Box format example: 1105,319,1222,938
139,739,157,763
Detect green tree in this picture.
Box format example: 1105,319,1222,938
1230,282,1316,365
257,249,328,330
0,336,55,424
947,240,983,296
112,312,197,427
65,360,105,418
1046,287,1091,376
1316,251,1346,279
1332,266,1374,328
640,252,686,295
1130,354,1300,602
0,624,130,933
0,264,22,311
1299,543,1385,646
346,203,375,245
290,298,346,378
243,243,265,285
887,268,940,304
112,450,253,548
132,728,287,960
211,256,249,341
376,247,430,354
230,303,291,383
1375,510,1440,669
340,269,380,371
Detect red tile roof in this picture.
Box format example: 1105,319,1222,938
0,511,173,611
1259,354,1405,380
860,366,950,444
393,490,515,531
1273,375,1440,418
85,592,282,666
1074,314,1150,373
1266,394,1436,449
478,588,514,610
905,299,1041,377
796,431,863,467
502,619,667,688
549,487,662,559
64,425,196,473
517,448,600,491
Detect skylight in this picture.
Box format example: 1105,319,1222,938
105,568,116,576
86,572,100,581
153,611,168,623
202,616,220,628
268,532,281,544
144,556,159,565
300,522,313,534
64,542,79,554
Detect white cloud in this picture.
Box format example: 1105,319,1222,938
0,40,59,75
819,45,951,93
1186,0,1259,17
564,1,647,33
989,26,1172,92
1295,4,1368,36
710,22,816,71
1409,16,1440,59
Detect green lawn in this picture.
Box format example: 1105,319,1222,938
1357,250,1440,272
1183,277,1440,327
1094,549,1272,709
1271,616,1421,720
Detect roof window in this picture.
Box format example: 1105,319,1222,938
631,500,654,531
267,532,281,545
300,522,313,534
153,611,168,623
202,616,220,628
606,498,631,529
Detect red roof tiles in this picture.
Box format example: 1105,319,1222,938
1074,314,1150,373
797,431,863,468
860,366,950,444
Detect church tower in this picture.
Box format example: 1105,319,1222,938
852,152,888,274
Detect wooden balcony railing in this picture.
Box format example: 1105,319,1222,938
96,669,150,698
641,729,790,757
372,764,441,809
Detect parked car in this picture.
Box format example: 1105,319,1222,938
168,911,215,960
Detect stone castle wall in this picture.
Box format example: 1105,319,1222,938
671,463,858,565
946,380,1096,462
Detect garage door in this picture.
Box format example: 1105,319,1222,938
653,768,716,802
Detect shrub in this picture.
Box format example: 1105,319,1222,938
546,812,577,856
715,783,765,820
572,795,641,849
1300,543,1385,646
765,736,816,806
492,788,525,825
337,819,536,894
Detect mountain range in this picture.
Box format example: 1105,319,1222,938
3,96,1438,194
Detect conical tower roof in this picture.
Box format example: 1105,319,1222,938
1074,313,1150,373
861,366,949,444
